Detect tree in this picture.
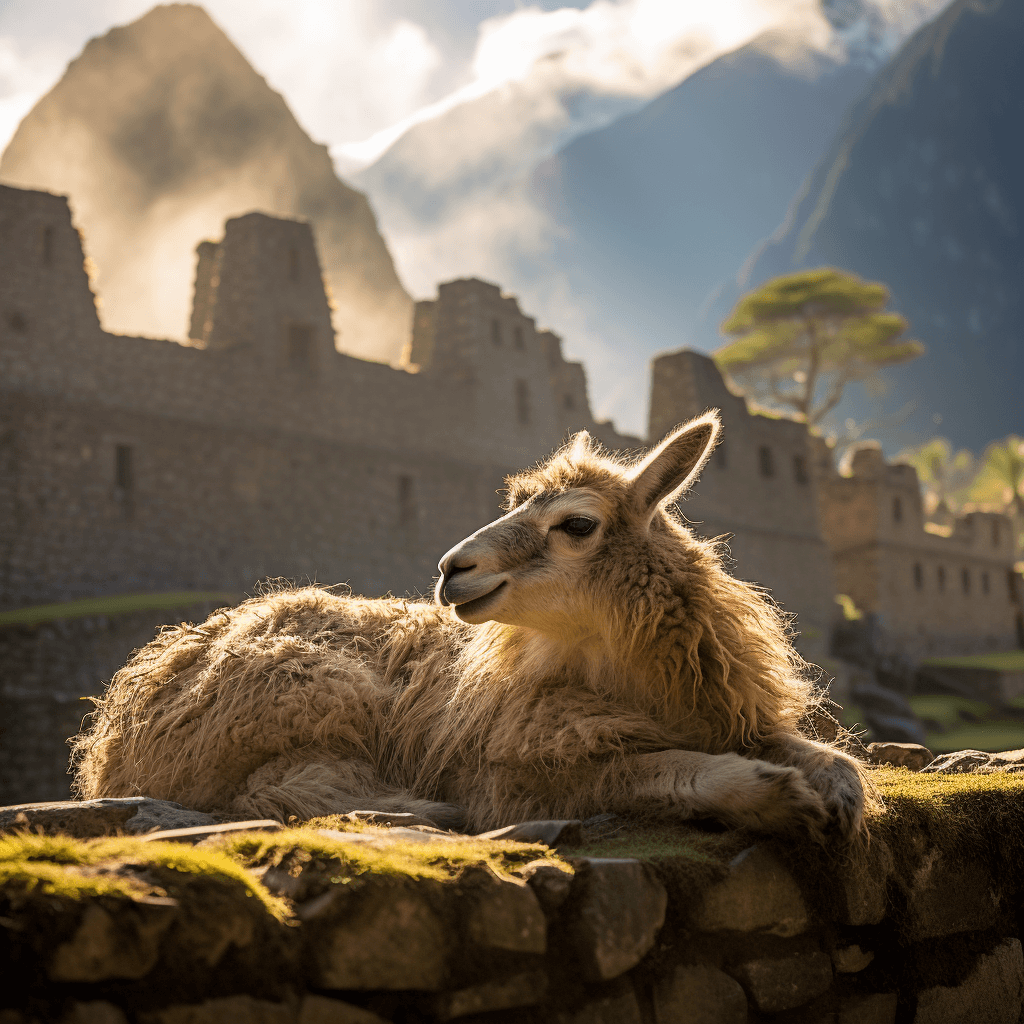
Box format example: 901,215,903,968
966,436,1024,557
715,268,924,426
895,437,975,520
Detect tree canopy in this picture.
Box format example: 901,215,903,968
715,268,924,426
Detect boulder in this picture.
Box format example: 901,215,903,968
838,992,897,1024
550,983,643,1024
560,858,667,981
297,995,390,1024
693,845,808,936
832,944,874,974
652,964,747,1024
522,859,574,914
60,1004,130,1024
866,743,934,770
463,867,547,954
138,997,295,1024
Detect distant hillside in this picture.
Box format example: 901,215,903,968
0,3,412,362
724,0,1024,452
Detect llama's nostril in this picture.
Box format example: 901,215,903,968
439,554,476,577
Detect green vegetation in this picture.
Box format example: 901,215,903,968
910,693,1024,754
0,591,238,628
922,650,1024,672
715,267,923,426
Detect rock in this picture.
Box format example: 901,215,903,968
550,982,643,1024
694,845,808,937
141,820,282,844
60,1004,130,1024
652,964,747,1024
298,996,389,1024
139,997,295,1024
464,867,547,953
521,859,574,914
838,992,897,1024
866,743,934,770
920,749,1024,774
431,972,547,1020
49,899,177,982
561,858,667,981
914,938,1023,1024
832,944,874,973
906,850,998,940
840,837,893,926
306,883,448,990
475,820,584,846
342,810,451,829
0,798,218,838
730,951,833,1014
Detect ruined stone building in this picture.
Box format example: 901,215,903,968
818,444,1023,657
1,181,1018,803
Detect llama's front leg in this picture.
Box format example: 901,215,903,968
625,749,829,836
756,732,871,839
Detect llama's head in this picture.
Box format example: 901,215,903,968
435,413,721,641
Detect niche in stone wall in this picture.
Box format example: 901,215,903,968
516,380,531,426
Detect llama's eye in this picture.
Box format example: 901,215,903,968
559,516,597,537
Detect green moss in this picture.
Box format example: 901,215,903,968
223,825,562,885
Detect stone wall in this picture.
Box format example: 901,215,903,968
818,443,1022,656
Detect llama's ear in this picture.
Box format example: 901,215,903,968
568,431,591,459
627,413,720,514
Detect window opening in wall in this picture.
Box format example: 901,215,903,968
513,325,524,350
288,247,300,283
793,454,809,484
41,225,53,267
962,568,970,595
115,444,133,490
563,393,575,411
515,379,531,425
892,496,903,523
993,520,1001,547
398,475,416,527
937,565,946,592
758,445,774,478
491,319,502,345
287,323,314,369
715,442,727,470
8,311,27,333
914,563,923,590
982,571,990,595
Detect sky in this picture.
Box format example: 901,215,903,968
0,0,842,171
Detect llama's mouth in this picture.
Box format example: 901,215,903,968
451,581,508,622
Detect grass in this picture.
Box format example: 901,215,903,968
922,651,1024,673
908,693,1024,753
0,592,238,628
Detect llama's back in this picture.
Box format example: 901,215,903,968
72,587,432,813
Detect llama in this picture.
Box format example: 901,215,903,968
73,413,873,838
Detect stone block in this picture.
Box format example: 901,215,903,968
522,859,574,914
139,997,295,1024
832,944,874,973
838,992,897,1024
841,837,893,926
60,1004,129,1024
141,820,281,844
475,820,583,846
652,963,747,1024
465,871,547,953
308,885,448,990
432,971,547,1019
561,858,668,981
914,938,1024,1024
906,851,998,940
0,798,217,838
550,984,643,1024
298,995,389,1024
694,845,808,936
731,950,833,1013
49,899,177,982
866,743,933,770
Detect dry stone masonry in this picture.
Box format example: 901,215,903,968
3,758,1024,1023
